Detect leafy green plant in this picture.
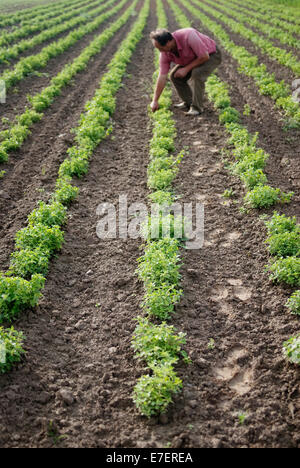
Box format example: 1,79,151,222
283,334,300,364
0,274,45,322
286,290,300,315
265,212,298,235
243,104,251,116
142,213,186,242
267,257,300,286
222,188,235,198
15,223,64,254
142,283,183,320
27,200,67,227
0,326,25,373
132,317,189,365
8,248,50,279
237,411,247,424
52,176,79,205
137,238,181,288
240,168,267,189
266,231,300,257
133,363,183,417
207,338,215,350
244,185,293,209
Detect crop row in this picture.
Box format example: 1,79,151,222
174,0,300,128
0,0,105,49
264,213,300,364
167,0,299,366
206,74,294,209
194,0,300,76
0,0,119,71
132,0,188,418
0,0,90,28
0,0,131,166
209,0,300,50
0,0,149,373
238,0,300,28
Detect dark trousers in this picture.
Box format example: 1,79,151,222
170,46,222,110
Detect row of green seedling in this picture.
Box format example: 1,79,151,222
235,0,300,29
132,0,189,418
208,0,300,49
0,0,89,28
0,0,133,165
195,0,300,75
206,74,294,209
0,0,149,373
173,0,300,128
264,212,300,365
0,0,104,50
0,0,121,90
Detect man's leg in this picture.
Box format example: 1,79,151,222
170,64,192,107
190,47,222,112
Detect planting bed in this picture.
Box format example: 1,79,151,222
0,0,299,448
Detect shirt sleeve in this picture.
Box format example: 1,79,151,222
159,52,170,75
187,30,209,58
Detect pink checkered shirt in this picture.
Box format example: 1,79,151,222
159,28,216,75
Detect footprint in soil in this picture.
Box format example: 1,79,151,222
219,231,241,248
213,345,254,402
210,280,252,304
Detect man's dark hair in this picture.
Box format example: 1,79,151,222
150,29,173,46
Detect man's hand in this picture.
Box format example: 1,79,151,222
150,100,159,112
174,67,188,79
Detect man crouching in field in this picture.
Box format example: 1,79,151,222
150,28,222,116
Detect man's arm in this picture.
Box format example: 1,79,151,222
150,73,168,112
174,53,209,79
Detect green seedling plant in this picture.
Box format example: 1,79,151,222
237,411,247,425
266,231,300,257
267,257,300,286
132,317,190,365
133,362,183,417
283,334,300,364
0,326,25,373
265,212,298,235
286,291,300,315
222,188,235,198
207,338,215,350
8,248,50,279
0,274,45,323
244,185,293,209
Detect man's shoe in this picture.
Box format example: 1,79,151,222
184,106,202,116
174,102,190,110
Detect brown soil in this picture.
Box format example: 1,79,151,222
0,0,299,449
